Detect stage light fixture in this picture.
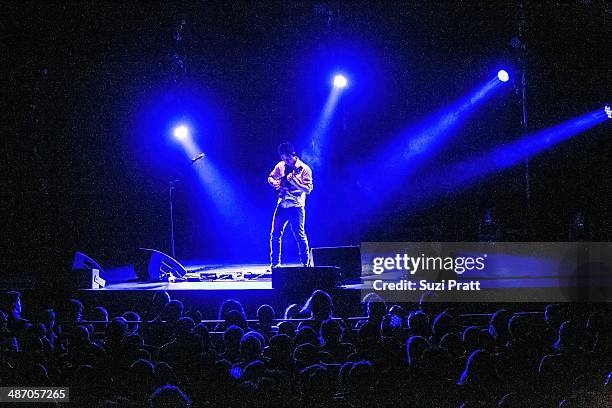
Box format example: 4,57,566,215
173,125,189,140
333,74,348,88
605,105,612,119
497,70,509,82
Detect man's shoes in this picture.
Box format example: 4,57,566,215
267,264,281,272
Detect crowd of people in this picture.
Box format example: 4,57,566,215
1,289,609,407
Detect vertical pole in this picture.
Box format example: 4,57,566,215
169,182,176,258
518,1,532,237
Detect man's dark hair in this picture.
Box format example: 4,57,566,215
278,142,296,157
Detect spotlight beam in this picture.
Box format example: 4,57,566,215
302,73,348,168
414,108,608,203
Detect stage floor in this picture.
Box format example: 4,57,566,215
101,263,279,291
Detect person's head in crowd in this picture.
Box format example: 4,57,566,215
149,384,192,408
184,308,202,323
299,364,334,403
374,335,403,372
381,313,402,337
175,316,195,338
489,309,511,346
407,310,431,337
122,333,145,358
66,298,84,324
458,401,487,408
149,291,171,319
362,293,387,323
440,332,463,357
71,324,91,343
153,362,178,388
388,304,408,320
242,359,266,382
90,306,109,322
86,306,108,335
338,361,354,392
463,326,481,354
257,304,275,328
0,310,6,328
193,323,210,351
554,320,580,353
479,329,495,353
122,311,140,335
418,291,443,316
223,325,244,355
421,347,451,380
42,308,56,333
508,315,531,343
458,349,498,387
320,318,343,346
1,291,22,319
277,320,296,338
283,303,301,319
295,326,319,347
130,358,154,387
21,325,44,353
293,343,320,370
432,310,454,343
225,309,248,330
105,316,127,345
33,322,47,340
348,360,375,396
218,299,247,322
406,335,429,367
498,392,523,407
240,333,262,364
301,290,333,321
17,362,48,386
160,300,184,324
545,304,565,331
357,322,380,353
266,334,293,368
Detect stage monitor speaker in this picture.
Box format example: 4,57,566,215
135,248,188,281
272,266,340,294
310,246,361,282
73,268,106,289
72,252,106,289
73,251,105,274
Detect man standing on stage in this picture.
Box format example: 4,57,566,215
268,142,313,268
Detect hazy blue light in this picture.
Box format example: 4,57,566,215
419,108,608,199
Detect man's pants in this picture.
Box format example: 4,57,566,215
270,205,309,266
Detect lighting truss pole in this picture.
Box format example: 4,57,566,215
168,17,187,258
517,1,532,236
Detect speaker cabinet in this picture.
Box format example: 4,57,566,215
73,268,106,289
72,252,106,289
73,251,105,274
272,266,340,294
135,248,188,281
310,246,361,282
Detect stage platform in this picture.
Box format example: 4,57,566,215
101,263,275,291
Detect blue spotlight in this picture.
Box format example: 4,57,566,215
173,125,190,141
333,74,348,88
497,70,509,82
420,108,609,198
605,105,611,119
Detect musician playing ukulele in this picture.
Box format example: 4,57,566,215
267,142,313,269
